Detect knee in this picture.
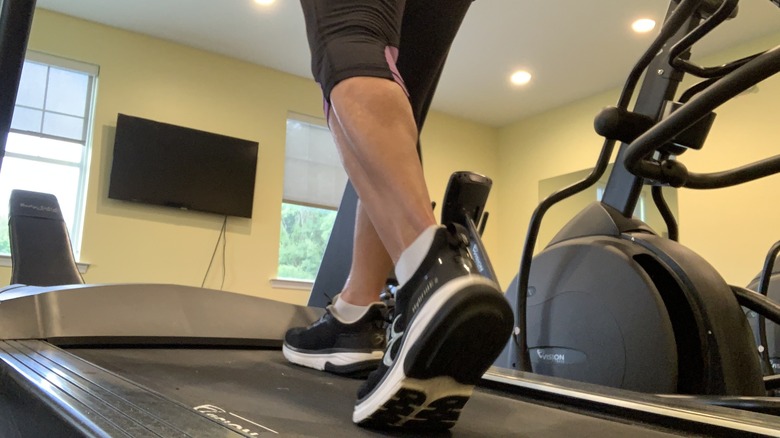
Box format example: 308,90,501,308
331,77,402,105
313,37,398,101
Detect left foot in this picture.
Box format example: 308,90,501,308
283,294,388,376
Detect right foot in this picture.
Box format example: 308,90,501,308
283,295,388,376
353,225,514,430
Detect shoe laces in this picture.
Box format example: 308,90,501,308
445,223,477,271
379,283,396,322
311,306,337,328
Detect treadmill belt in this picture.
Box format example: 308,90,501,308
69,348,686,437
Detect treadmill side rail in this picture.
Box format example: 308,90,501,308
0,283,323,346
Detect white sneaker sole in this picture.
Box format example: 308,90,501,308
352,275,505,428
282,345,383,371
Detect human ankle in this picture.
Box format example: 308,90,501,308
394,225,442,288
332,293,375,324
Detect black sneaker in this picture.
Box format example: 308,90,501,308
352,225,513,430
283,295,388,376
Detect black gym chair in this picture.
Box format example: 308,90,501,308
8,189,84,286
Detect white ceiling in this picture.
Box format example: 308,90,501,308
34,0,780,127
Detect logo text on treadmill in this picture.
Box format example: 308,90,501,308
194,404,276,436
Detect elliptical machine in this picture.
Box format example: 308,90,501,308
746,242,780,382
497,0,780,409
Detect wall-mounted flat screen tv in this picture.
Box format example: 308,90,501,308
108,114,259,218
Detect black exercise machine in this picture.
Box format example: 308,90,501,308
8,189,85,286
498,0,780,414
0,0,35,172
746,241,780,383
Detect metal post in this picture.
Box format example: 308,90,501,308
600,2,697,216
308,182,358,307
0,0,37,172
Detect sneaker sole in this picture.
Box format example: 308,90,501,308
353,275,513,430
282,344,383,375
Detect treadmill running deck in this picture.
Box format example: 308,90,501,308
70,347,686,437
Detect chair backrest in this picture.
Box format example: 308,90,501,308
8,189,84,286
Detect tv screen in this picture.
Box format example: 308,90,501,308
108,114,259,218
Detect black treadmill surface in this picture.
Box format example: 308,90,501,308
69,348,687,437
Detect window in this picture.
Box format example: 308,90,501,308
278,114,347,282
1,52,97,257
596,185,646,221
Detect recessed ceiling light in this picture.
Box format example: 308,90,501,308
510,70,532,86
255,0,275,5
632,18,656,33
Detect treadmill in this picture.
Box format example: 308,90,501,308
3,283,780,437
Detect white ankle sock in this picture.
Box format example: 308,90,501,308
395,225,441,288
331,294,372,324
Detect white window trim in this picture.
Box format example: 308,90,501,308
25,51,99,77
0,255,90,274
269,277,313,291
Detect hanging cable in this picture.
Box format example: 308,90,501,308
202,216,228,288
220,219,227,290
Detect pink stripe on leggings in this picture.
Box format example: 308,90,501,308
385,46,409,97
322,46,410,122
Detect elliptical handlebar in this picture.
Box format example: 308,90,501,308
669,0,740,78
623,45,780,189
616,0,705,109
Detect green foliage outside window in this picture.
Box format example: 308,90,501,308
278,203,337,281
0,221,9,255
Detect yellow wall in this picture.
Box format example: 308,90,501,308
11,9,780,301
419,111,501,278
494,33,780,288
675,33,780,285
493,90,618,286
13,9,499,303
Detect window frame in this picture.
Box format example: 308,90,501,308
5,51,98,259
276,113,346,285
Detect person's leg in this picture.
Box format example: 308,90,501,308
326,0,481,267
290,0,512,429
339,200,394,306
328,77,436,261
343,0,512,429
328,0,477,305
398,0,476,138
283,0,410,376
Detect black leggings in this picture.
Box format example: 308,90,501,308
299,0,473,132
